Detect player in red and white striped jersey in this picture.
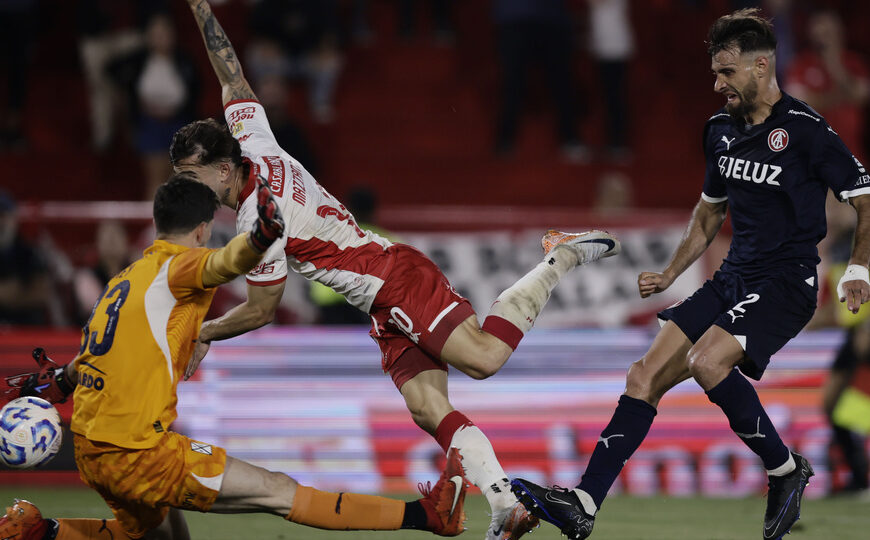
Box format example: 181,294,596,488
172,2,619,539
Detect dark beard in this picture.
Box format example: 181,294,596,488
725,81,759,123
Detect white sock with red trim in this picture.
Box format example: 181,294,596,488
450,424,516,512
483,247,576,344
435,411,515,513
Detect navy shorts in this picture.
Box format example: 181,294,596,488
658,266,817,380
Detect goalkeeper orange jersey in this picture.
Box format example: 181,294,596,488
71,239,222,449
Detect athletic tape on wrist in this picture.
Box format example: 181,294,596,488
837,264,870,299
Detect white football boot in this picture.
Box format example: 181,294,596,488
541,229,621,266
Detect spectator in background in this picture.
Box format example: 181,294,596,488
587,0,633,163
0,0,37,150
247,0,342,123
77,0,147,152
109,11,200,200
786,9,870,157
0,191,51,326
256,74,320,177
493,0,587,162
73,220,132,326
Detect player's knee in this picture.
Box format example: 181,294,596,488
449,348,507,380
624,358,657,401
686,347,711,380
464,359,500,380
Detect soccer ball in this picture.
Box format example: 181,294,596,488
0,397,62,469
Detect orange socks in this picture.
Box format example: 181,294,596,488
54,519,127,539
286,485,405,530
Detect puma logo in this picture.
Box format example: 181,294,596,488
598,433,625,448
727,293,760,325
721,135,736,150
735,417,767,439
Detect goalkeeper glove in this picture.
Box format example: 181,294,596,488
249,175,286,253
4,348,75,404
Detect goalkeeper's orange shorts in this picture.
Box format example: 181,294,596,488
73,432,227,538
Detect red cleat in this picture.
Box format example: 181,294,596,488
418,447,468,536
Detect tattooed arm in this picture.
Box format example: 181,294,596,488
186,0,256,105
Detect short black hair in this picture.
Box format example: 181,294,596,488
707,8,776,56
169,118,243,167
153,173,221,235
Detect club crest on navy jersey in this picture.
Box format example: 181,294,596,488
767,128,788,152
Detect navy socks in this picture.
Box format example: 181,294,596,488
576,369,791,511
705,369,790,471
576,394,657,509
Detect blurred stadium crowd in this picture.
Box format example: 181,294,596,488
1,0,869,329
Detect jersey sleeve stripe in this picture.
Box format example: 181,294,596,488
701,192,728,203
224,98,260,111
245,276,287,287
839,186,870,201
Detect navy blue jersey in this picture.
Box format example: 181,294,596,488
702,93,870,278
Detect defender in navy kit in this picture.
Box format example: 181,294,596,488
512,8,870,540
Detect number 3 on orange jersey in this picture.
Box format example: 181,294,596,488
80,280,131,356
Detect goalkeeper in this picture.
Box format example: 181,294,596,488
0,175,466,540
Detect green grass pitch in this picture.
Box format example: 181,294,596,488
0,488,868,539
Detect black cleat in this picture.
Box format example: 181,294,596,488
510,478,594,540
763,452,814,539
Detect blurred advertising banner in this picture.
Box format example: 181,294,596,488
1,327,858,499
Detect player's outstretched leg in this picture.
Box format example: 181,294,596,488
0,500,51,540
418,447,469,536
764,452,814,540
482,229,620,351
510,480,594,540
701,365,814,539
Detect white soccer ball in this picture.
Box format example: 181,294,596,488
0,396,63,469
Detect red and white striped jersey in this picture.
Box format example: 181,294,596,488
225,100,393,313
